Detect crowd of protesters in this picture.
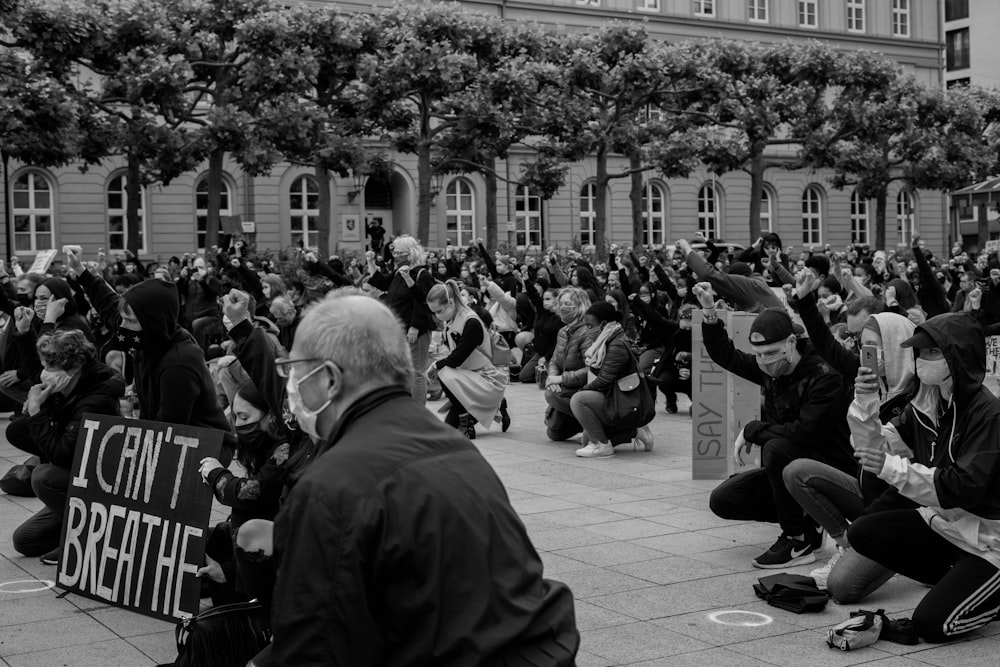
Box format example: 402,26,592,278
3,225,1000,658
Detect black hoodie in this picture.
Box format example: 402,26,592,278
77,271,229,432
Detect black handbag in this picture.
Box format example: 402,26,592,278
170,599,271,667
603,349,655,429
753,573,829,614
0,456,40,497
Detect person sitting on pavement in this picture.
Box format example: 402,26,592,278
426,279,509,439
847,313,1000,643
252,292,579,666
572,302,653,458
543,287,597,442
693,282,856,569
10,330,125,564
782,269,918,601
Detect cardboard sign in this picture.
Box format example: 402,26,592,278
987,336,1000,377
26,249,58,275
57,414,224,622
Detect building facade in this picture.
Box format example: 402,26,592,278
2,0,946,262
943,0,1000,89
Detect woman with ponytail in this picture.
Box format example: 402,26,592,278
427,279,509,439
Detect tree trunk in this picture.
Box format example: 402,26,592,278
595,143,608,261
417,140,432,246
205,149,224,250
1,151,12,259
126,155,141,257
316,162,331,258
747,154,764,243
629,152,643,248
485,156,498,252
874,189,887,251
978,202,990,252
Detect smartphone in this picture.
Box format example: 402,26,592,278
861,344,879,373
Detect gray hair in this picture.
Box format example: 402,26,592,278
391,234,426,266
295,290,413,387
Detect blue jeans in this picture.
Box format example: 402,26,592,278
410,332,430,406
570,390,609,444
783,458,894,603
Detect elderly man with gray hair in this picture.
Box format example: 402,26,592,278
252,291,579,666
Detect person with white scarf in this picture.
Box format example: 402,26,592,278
571,302,653,458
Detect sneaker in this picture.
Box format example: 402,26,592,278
633,425,654,452
39,547,61,566
575,441,614,458
752,533,818,569
809,546,845,590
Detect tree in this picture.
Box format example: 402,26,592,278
0,49,85,256
238,5,379,256
7,0,206,255
359,3,515,246
523,27,709,258
697,41,896,243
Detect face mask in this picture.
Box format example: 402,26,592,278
34,301,48,320
235,421,272,452
916,357,951,386
639,295,652,304
757,342,793,377
677,288,688,298
40,368,73,394
109,330,143,355
286,364,331,439
15,293,31,307
824,295,844,311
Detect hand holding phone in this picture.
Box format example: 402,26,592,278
861,344,879,374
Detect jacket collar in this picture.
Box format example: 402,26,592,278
315,384,411,457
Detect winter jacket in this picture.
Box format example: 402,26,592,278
703,318,856,475
267,386,579,666
524,286,562,360
581,328,633,393
685,250,783,310
548,320,598,391
367,265,436,334
848,313,1000,565
25,359,124,469
77,270,229,432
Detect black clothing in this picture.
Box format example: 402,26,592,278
367,265,436,334
268,387,579,666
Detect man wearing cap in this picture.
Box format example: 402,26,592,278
848,312,1000,643
677,239,782,311
692,283,855,568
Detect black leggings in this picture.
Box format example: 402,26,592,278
849,509,1000,642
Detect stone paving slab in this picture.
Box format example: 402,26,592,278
0,383,994,665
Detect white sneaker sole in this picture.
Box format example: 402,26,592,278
752,552,817,569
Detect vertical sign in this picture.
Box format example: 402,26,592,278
57,414,224,622
691,311,763,480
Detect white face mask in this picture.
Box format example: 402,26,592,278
40,368,74,394
286,364,331,439
915,357,951,387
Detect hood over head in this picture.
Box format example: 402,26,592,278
123,278,182,354
41,278,78,319
904,312,985,406
867,312,916,400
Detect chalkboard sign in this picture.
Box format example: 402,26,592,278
57,414,224,622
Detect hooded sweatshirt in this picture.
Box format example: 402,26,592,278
77,271,229,432
848,312,1000,565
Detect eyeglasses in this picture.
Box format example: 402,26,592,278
275,356,325,378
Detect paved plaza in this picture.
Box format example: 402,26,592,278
0,383,998,665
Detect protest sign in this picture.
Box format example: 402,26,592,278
57,414,224,622
987,336,1000,377
27,249,57,275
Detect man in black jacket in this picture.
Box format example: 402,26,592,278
253,292,579,666
692,283,855,569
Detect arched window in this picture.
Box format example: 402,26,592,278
580,182,596,247
289,175,319,249
445,179,475,247
697,184,719,240
801,186,822,245
759,187,773,233
896,190,915,246
12,171,55,253
196,177,233,250
515,185,543,248
107,173,146,253
642,182,667,246
850,191,869,245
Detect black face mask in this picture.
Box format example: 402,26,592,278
109,330,143,355
14,293,31,307
235,422,272,454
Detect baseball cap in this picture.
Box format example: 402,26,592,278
749,308,804,345
900,329,938,349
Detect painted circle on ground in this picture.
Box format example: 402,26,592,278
0,579,56,594
707,610,773,627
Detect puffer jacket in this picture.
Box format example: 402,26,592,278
581,328,633,393
849,312,1000,565
548,320,598,390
